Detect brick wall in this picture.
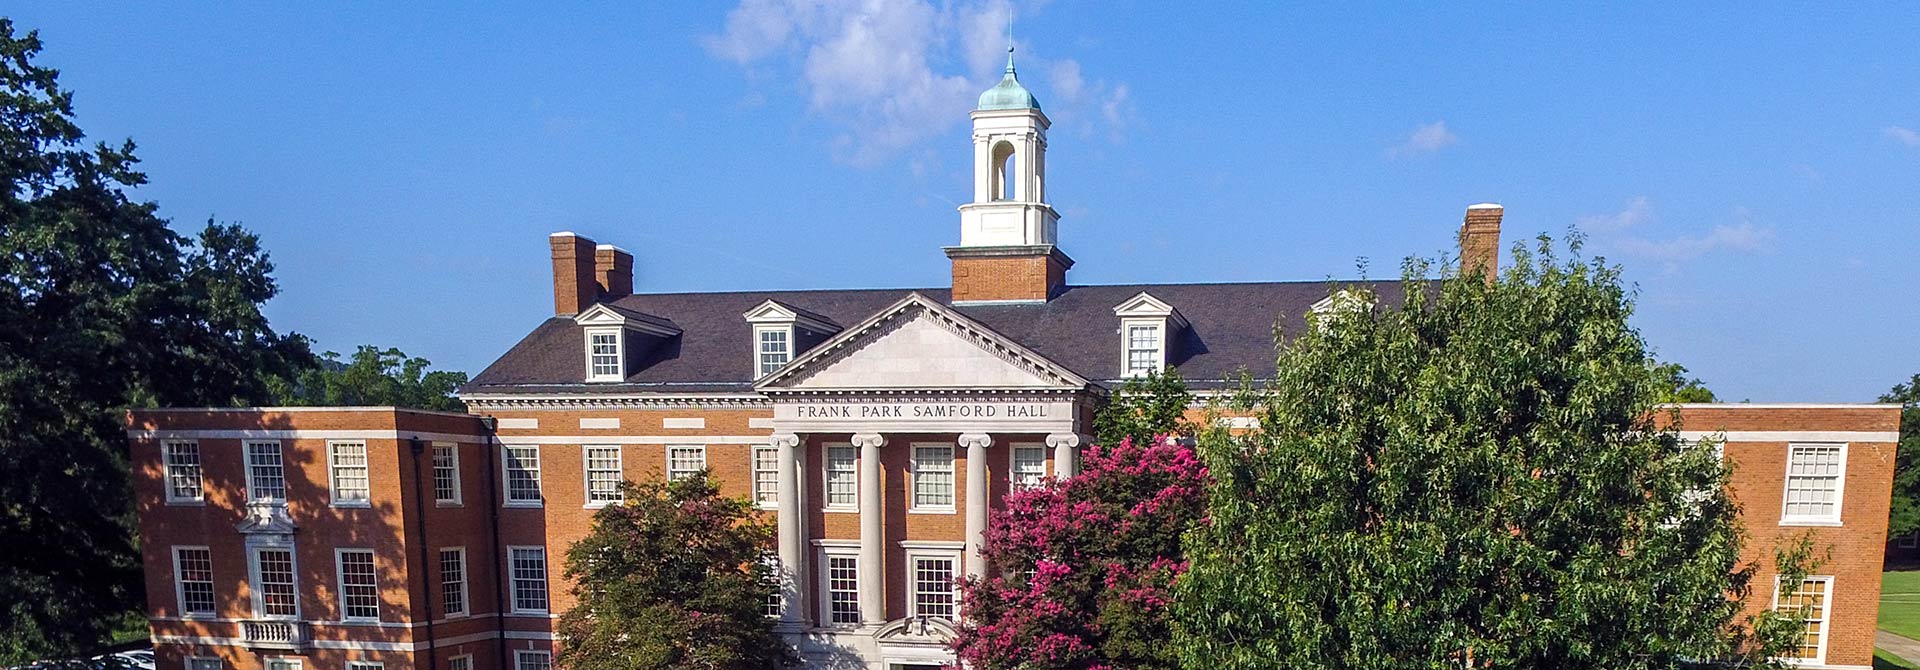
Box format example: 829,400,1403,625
950,253,1067,302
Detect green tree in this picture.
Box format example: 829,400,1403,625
1094,368,1195,448
272,345,467,412
1652,361,1718,403
0,20,309,661
1882,374,1920,539
556,473,797,670
1172,238,1807,670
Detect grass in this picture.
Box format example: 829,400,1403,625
1884,569,1920,640
1880,648,1920,669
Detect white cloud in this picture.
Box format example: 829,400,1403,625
705,0,1129,165
1885,125,1920,148
1386,121,1459,158
1576,196,1654,233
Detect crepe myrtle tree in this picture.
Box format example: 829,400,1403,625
1171,236,1814,670
952,434,1210,670
556,472,797,670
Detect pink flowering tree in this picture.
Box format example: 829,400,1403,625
953,436,1209,670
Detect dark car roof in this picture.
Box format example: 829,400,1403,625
463,280,1412,395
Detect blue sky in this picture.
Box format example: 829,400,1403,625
11,3,1918,402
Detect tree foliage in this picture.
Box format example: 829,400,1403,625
953,436,1209,670
1882,374,1920,539
1094,368,1195,448
271,345,467,412
1652,361,1717,403
1172,237,1806,670
556,473,796,670
0,20,309,661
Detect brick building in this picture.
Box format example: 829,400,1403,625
131,54,1900,670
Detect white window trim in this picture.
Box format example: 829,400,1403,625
823,443,858,513
162,440,205,505
327,440,372,508
666,444,707,482
335,548,380,623
503,445,543,508
514,650,553,670
1779,442,1847,527
345,662,384,670
247,545,301,621
1901,530,1920,550
1009,443,1047,491
754,324,794,378
432,441,463,507
263,658,303,670
905,547,963,621
752,445,780,510
816,546,862,628
186,656,224,670
1772,574,1834,665
173,545,215,618
1120,318,1167,378
909,442,957,513
447,655,473,670
584,327,626,382
244,439,286,503
582,445,624,508
507,545,550,615
440,546,470,619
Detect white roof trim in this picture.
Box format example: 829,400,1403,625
572,303,681,338
1112,291,1189,328
741,299,840,333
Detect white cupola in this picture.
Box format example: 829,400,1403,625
957,47,1058,248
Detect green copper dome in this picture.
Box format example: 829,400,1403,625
977,48,1040,111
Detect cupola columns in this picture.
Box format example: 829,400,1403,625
950,46,1071,304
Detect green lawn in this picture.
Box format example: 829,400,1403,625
1884,570,1920,640
1880,648,1920,669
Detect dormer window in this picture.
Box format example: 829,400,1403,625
1309,289,1375,332
585,329,624,382
757,327,791,377
1112,292,1189,378
573,303,682,384
743,300,841,380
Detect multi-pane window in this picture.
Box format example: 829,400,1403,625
246,441,286,501
510,547,549,613
448,657,472,670
504,446,542,504
1126,325,1161,375
825,445,858,508
328,441,370,505
164,441,204,502
1774,576,1832,662
752,446,779,506
759,553,782,618
758,328,791,377
588,331,622,380
263,660,302,670
253,548,298,618
515,651,553,670
337,549,379,621
439,548,467,617
585,446,623,505
345,662,383,670
1782,444,1844,523
174,547,215,616
912,445,955,509
432,443,460,504
666,446,705,481
825,554,860,625
911,555,958,619
187,658,223,670
1011,445,1047,491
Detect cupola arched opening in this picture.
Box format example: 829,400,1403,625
991,140,1017,201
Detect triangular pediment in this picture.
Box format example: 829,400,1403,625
755,293,1088,391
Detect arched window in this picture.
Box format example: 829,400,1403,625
991,141,1017,201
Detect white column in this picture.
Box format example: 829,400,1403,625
959,432,992,581
771,432,806,630
852,432,887,626
1047,433,1081,479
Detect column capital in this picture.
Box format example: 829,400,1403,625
1044,432,1083,449
957,432,993,449
850,432,886,449
770,432,802,449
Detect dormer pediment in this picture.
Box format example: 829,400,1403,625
742,299,841,334
1112,291,1190,329
573,303,681,337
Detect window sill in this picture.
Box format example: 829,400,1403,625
435,501,463,508
338,618,382,625
504,502,544,509
823,506,859,514
754,503,779,511
330,501,373,509
1779,519,1843,527
164,499,206,506
908,507,957,515
583,502,622,510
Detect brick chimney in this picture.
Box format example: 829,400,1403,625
594,244,633,300
1459,203,1503,282
947,246,1074,303
550,232,597,315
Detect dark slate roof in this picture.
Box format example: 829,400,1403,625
463,280,1413,394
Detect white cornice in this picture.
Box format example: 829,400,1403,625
756,293,1092,392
